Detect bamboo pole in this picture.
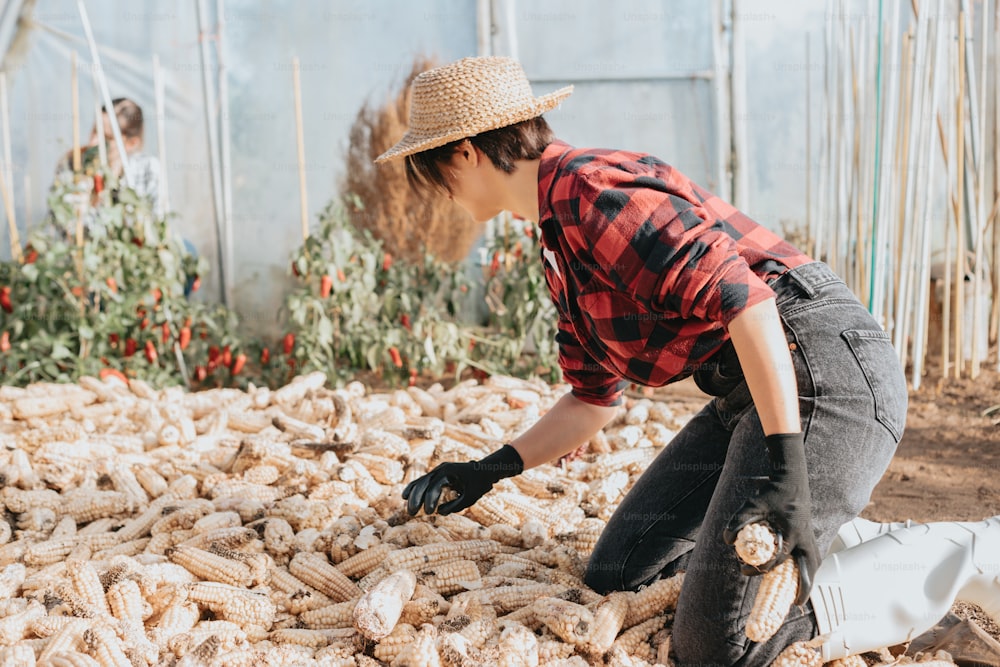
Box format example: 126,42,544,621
195,0,228,305
293,56,309,241
806,32,813,258
971,1,989,378
217,0,235,306
77,1,130,185
0,164,20,263
153,55,168,215
71,51,81,173
0,72,12,205
894,29,916,367
0,71,18,263
954,11,965,379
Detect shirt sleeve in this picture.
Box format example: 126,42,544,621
555,315,628,407
583,186,777,328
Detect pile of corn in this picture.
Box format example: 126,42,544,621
0,372,698,666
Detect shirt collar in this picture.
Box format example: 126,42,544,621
536,139,573,226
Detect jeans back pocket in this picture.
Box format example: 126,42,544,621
841,329,908,441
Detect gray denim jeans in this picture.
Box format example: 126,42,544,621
584,261,908,667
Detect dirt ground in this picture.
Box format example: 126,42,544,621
647,367,1000,524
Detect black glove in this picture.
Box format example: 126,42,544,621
402,444,524,516
723,433,820,606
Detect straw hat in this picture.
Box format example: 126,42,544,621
375,56,573,163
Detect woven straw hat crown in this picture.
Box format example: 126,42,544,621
375,56,572,163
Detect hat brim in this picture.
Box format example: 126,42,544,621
374,85,573,164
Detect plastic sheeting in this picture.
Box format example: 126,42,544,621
1,0,820,336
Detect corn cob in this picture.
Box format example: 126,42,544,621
624,574,684,628
827,656,868,667
372,622,418,663
352,569,416,640
167,620,247,657
81,624,130,667
166,545,253,587
586,592,631,654
148,601,200,648
771,640,823,667
103,579,145,627
532,596,594,645
734,523,798,643
66,562,110,617
186,582,276,640
497,622,539,667
384,540,500,573
0,599,44,645
299,600,358,629
454,583,565,615
334,543,394,578
35,618,88,663
37,652,102,667
289,552,362,602
0,564,25,599
612,614,666,657
0,643,36,666
390,623,440,667
3,488,61,514
417,560,482,596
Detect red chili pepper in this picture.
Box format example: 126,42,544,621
109,333,119,347
93,172,104,194
221,345,232,368
178,326,191,350
161,322,170,344
388,346,403,368
100,357,109,366
144,340,158,364
208,346,220,364
194,365,207,382
513,241,523,259
71,286,84,298
124,338,137,357
260,347,270,365
460,285,468,293
23,246,38,264
320,274,333,298
183,317,192,328
140,318,149,331
291,260,301,277
400,314,411,331
524,224,534,238
469,339,476,351
190,276,201,293
283,333,295,355
0,331,10,353
99,368,127,384
0,286,12,313
152,288,162,303
382,252,393,272
230,353,247,376
200,329,208,340
408,369,417,387
131,236,144,248
336,268,346,282
490,251,501,276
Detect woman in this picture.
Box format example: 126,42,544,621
383,57,995,666
55,97,161,215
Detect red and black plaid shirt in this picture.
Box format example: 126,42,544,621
537,140,812,407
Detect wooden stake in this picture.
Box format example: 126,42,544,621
0,71,18,263
954,11,965,379
153,55,168,216
71,51,81,173
0,164,20,262
293,56,309,241
971,1,989,379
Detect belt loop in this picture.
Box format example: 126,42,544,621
784,266,818,299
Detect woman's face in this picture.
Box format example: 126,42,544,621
441,143,503,223
89,113,141,156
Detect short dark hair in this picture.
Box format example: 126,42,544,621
102,97,144,141
405,115,554,195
